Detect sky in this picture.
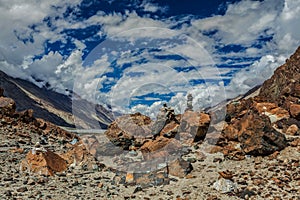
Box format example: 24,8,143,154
0,0,299,118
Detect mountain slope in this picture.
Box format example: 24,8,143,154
0,70,114,129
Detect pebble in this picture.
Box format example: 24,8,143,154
17,186,28,192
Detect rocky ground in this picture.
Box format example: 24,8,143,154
0,47,300,199
0,121,299,200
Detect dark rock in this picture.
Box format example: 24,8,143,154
133,186,143,193
237,189,256,199
0,87,3,97
17,186,28,192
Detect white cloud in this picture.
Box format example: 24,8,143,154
0,0,299,119
140,1,168,13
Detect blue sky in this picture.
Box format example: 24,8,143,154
0,0,299,117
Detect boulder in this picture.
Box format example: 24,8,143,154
105,113,153,150
237,111,287,156
141,136,174,153
223,109,288,156
21,149,68,176
178,111,210,142
205,132,226,146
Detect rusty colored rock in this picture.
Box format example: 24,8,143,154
223,109,287,156
160,121,179,138
218,170,234,180
239,112,287,156
254,102,290,123
21,149,68,176
286,124,299,136
140,136,182,158
290,104,300,120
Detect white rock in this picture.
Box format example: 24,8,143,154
213,178,237,193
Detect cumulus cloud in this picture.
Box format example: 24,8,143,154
0,0,299,119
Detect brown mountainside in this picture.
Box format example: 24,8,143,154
0,70,114,129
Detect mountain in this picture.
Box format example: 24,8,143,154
0,48,299,199
0,70,114,129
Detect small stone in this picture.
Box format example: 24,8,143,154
286,124,298,136
98,183,104,188
4,190,12,197
133,186,143,193
17,186,28,192
186,157,197,163
27,178,35,185
218,170,234,180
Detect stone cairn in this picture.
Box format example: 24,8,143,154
186,93,193,111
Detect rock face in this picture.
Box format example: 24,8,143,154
223,100,288,156
258,46,300,117
220,47,300,157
